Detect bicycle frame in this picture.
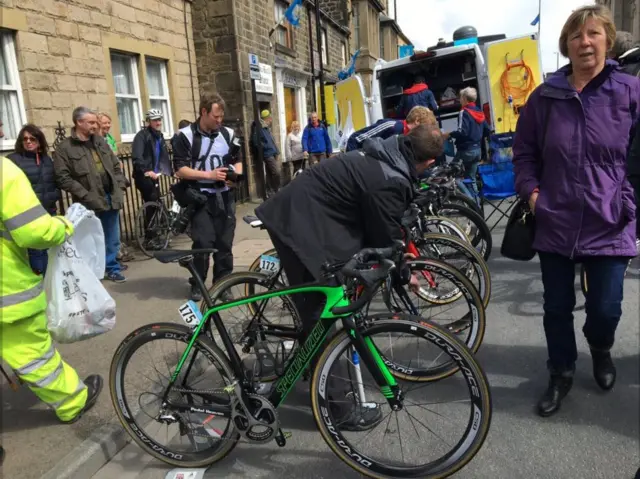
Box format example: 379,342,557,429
163,277,401,417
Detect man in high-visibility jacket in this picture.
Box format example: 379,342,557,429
1,125,103,461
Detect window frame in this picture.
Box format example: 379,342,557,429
341,42,348,68
274,1,294,50
145,57,174,137
321,28,328,66
0,31,27,151
110,52,144,143
352,3,360,50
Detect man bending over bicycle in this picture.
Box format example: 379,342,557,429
255,124,443,431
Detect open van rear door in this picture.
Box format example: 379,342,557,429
335,75,371,143
483,34,543,135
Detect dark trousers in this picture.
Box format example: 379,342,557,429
134,174,160,203
190,192,236,285
264,156,281,193
309,153,326,166
455,148,481,198
268,231,352,418
629,175,640,238
539,252,628,373
28,249,49,276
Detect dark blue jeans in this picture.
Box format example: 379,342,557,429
97,208,122,275
455,148,481,201
539,252,628,373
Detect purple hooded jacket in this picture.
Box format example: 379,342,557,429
513,60,639,258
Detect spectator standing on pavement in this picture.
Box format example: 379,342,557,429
251,110,280,195
346,106,436,152
256,124,443,430
98,112,118,154
286,120,304,164
611,31,640,248
302,112,332,165
172,93,243,301
171,119,192,152
97,112,134,264
0,122,103,440
444,87,492,200
396,75,439,118
53,106,128,283
7,124,60,276
512,4,639,417
132,109,172,203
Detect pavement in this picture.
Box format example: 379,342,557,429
1,208,639,479
0,201,270,479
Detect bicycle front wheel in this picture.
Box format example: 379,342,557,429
109,323,239,468
311,317,492,478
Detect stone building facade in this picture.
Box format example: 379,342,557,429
0,0,199,151
192,0,351,196
598,0,640,42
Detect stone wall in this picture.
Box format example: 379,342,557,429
0,0,200,146
321,0,351,27
192,0,350,197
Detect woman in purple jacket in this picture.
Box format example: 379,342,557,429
513,4,638,417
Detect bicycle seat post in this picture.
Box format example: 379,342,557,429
180,257,214,309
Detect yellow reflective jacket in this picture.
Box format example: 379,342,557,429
1,156,73,323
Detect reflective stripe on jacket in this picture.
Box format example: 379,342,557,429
1,157,73,323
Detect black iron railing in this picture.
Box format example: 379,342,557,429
53,122,250,242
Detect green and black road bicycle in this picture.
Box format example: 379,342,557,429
110,244,492,478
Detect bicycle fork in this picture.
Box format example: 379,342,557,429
342,317,403,410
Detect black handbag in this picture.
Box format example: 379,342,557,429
500,103,552,261
500,199,536,261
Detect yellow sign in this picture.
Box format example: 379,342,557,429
314,85,337,125
485,35,543,134
335,76,369,132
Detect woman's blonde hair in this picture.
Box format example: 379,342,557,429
559,4,616,58
97,112,112,122
290,120,300,131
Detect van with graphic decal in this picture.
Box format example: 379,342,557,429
335,30,544,155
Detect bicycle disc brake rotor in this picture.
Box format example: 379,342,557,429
231,394,279,444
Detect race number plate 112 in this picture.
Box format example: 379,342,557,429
259,255,280,275
178,300,204,329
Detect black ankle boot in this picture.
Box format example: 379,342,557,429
537,372,573,417
590,349,616,391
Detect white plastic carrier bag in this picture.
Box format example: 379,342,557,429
45,203,116,343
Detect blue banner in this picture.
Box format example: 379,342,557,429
284,0,303,27
398,45,415,58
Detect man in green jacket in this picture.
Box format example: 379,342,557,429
53,106,128,282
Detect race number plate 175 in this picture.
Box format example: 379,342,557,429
178,300,204,328
259,255,280,275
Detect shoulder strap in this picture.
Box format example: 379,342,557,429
190,123,201,168
219,126,231,145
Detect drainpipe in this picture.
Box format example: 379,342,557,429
183,0,197,118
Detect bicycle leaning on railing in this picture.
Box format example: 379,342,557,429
134,173,192,257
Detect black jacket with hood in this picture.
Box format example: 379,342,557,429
131,127,171,177
255,136,416,278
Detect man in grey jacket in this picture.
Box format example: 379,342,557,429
53,106,128,282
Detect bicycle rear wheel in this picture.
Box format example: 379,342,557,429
135,201,171,258
311,317,492,478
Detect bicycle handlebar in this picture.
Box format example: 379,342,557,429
331,243,404,316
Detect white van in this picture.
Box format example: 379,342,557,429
336,33,544,147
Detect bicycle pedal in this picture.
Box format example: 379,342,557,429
275,429,291,447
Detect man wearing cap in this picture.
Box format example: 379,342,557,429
251,109,280,196
132,109,172,204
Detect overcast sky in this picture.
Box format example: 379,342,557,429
393,0,596,73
